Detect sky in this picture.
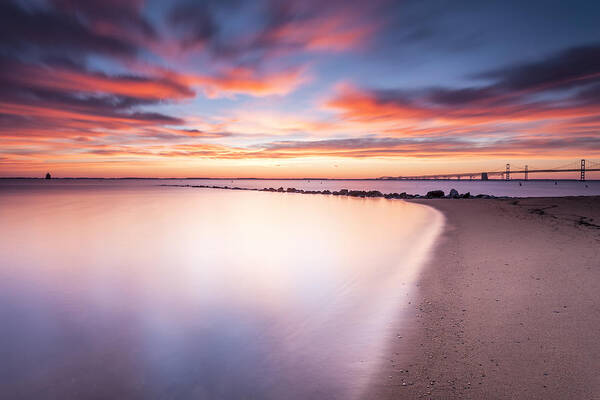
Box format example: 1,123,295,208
1,0,600,178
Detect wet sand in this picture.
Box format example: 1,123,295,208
367,197,600,399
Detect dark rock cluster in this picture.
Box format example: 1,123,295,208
162,184,497,200
426,190,445,198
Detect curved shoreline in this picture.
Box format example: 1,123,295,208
357,201,446,399
165,184,600,398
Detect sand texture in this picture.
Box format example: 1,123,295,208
367,197,600,400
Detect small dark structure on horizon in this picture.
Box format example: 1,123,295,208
45,172,51,179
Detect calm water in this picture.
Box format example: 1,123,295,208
0,181,443,399
4,177,598,197
178,178,600,197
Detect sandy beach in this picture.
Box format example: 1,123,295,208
367,197,600,399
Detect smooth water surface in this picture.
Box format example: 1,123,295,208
0,181,442,399
178,178,600,197
3,178,600,197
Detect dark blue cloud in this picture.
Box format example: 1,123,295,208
0,1,139,58
477,44,600,91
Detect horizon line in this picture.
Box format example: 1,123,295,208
1,177,598,182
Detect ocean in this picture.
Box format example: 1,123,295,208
3,177,598,197
0,180,443,399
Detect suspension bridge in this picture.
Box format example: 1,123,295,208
380,159,600,181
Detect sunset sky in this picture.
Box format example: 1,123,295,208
1,0,600,178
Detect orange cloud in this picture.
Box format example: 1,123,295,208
30,68,193,101
181,66,309,98
324,84,600,127
324,84,434,122
266,14,375,52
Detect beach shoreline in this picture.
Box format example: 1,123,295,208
366,197,600,399
160,184,600,398
160,183,600,399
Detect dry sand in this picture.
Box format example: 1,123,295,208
366,197,600,400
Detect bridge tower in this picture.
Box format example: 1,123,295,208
581,159,585,181
505,164,510,181
524,165,528,181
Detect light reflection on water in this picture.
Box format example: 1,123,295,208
0,182,442,399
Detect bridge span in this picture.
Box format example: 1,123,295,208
380,159,600,181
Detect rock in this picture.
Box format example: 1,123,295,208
348,190,366,197
386,192,408,199
426,190,445,198
448,188,459,198
367,190,383,197
322,190,331,195
339,189,349,195
45,172,51,179
277,187,284,192
286,187,297,192
461,192,471,199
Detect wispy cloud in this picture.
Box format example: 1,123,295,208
1,0,599,176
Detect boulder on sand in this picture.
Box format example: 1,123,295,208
426,190,445,198
448,188,459,198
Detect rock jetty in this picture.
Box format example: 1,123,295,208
161,184,501,200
